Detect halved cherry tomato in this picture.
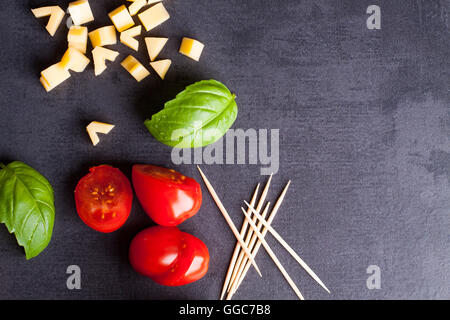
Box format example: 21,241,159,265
75,165,133,233
129,226,209,286
132,164,202,226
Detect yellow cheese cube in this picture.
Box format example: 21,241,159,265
60,47,90,72
109,5,135,32
145,37,168,61
86,121,115,146
92,47,120,76
40,62,71,92
68,0,94,26
31,6,65,36
120,26,141,51
121,55,150,82
67,26,88,54
128,0,147,16
138,2,170,32
89,26,117,47
179,37,204,61
150,59,171,80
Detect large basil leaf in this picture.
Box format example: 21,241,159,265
0,161,55,259
145,79,238,148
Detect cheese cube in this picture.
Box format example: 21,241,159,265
145,37,168,61
31,6,65,36
121,55,150,82
92,47,120,76
109,5,135,32
67,26,88,53
120,26,141,51
40,62,71,92
86,121,115,146
150,59,171,80
60,47,90,72
138,3,170,32
128,0,147,16
179,37,204,61
68,0,94,26
89,26,117,47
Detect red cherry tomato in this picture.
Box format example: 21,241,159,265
132,164,202,226
75,165,133,233
129,226,209,286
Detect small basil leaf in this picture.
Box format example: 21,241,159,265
0,161,55,259
145,79,238,148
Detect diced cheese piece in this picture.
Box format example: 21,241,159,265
92,47,120,76
31,6,54,17
68,0,94,26
138,3,170,32
145,37,168,61
40,62,71,92
120,26,141,51
179,37,204,61
128,0,147,16
31,6,65,36
67,26,88,54
108,5,135,32
121,55,150,82
60,47,90,72
150,59,171,80
89,26,117,47
86,121,115,146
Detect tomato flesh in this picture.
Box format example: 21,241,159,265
129,226,209,286
75,165,133,233
132,165,202,226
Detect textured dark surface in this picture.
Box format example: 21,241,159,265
0,0,449,300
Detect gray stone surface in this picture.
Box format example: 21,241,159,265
0,0,449,299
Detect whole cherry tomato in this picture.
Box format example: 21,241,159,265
75,165,133,233
129,226,209,286
132,164,202,226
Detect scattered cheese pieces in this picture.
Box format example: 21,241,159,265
120,26,142,51
68,0,94,26
86,121,115,146
150,59,171,80
138,2,170,32
40,62,71,92
67,26,88,54
128,0,147,16
60,47,90,72
109,5,135,32
179,37,204,61
31,6,65,36
121,55,150,82
89,26,117,47
145,37,168,61
92,47,120,76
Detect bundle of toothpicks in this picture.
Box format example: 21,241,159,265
197,166,331,300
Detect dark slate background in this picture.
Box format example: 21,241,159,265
0,0,449,300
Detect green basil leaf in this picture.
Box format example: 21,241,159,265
0,161,55,259
145,79,238,148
